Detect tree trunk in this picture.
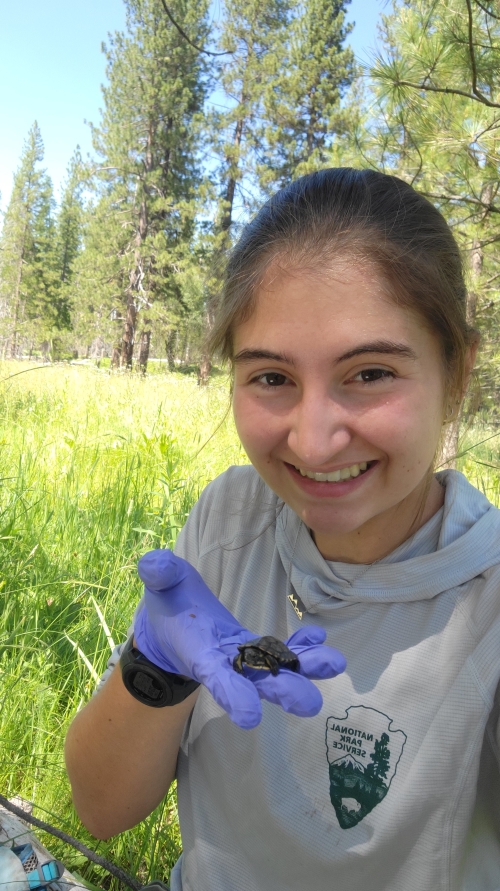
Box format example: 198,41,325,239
305,86,318,159
119,195,148,368
197,356,212,386
10,294,22,359
466,238,483,326
111,346,121,368
9,221,29,359
439,421,460,469
120,295,137,368
440,235,484,467
138,326,151,374
221,116,245,234
197,304,215,386
165,328,177,371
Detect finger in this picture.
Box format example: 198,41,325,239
139,549,203,596
251,670,323,717
210,671,263,729
195,650,263,729
138,549,180,590
286,626,326,648
294,644,347,679
139,552,246,630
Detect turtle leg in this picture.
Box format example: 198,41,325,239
269,659,280,676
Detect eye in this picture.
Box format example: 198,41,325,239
352,368,395,384
253,372,289,388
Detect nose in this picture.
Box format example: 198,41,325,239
287,389,352,467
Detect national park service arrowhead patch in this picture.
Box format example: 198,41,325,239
325,705,407,829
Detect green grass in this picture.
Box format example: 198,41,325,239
454,420,500,505
0,361,498,889
0,361,247,889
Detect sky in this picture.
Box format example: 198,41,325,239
0,0,387,213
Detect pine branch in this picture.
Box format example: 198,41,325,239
158,0,229,56
418,189,500,214
391,78,500,108
473,0,500,21
464,0,495,106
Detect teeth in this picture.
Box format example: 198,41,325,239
297,461,369,482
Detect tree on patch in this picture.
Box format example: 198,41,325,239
365,733,390,783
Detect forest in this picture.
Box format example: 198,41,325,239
1,0,500,400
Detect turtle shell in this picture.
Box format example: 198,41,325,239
233,635,300,676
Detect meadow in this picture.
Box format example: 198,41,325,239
0,361,247,889
0,361,499,889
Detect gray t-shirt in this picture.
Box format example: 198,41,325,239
103,468,500,890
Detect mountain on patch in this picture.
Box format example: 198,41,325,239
332,754,365,774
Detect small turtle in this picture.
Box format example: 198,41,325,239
233,635,300,676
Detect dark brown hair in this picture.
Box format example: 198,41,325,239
208,167,476,405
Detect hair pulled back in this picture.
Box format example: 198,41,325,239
209,167,476,402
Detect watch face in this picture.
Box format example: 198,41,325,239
132,669,166,703
120,637,199,707
122,662,174,707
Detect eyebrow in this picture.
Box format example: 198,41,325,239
233,341,418,366
233,349,296,365
336,341,418,363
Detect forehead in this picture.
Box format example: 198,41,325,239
233,259,430,354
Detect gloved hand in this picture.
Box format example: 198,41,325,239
134,549,346,730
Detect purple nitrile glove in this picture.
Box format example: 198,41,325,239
134,549,346,730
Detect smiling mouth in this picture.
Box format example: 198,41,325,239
290,461,375,482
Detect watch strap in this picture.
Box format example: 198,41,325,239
119,636,200,707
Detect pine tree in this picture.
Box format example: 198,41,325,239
55,149,85,288
192,0,292,382
258,0,356,191
0,123,63,356
79,0,209,369
369,0,500,444
25,174,63,342
46,148,86,353
212,0,291,240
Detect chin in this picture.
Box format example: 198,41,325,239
299,506,367,536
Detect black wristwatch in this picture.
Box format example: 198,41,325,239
119,636,200,707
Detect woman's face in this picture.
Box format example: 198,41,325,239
232,259,448,563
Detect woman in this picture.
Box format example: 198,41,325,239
65,168,500,890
